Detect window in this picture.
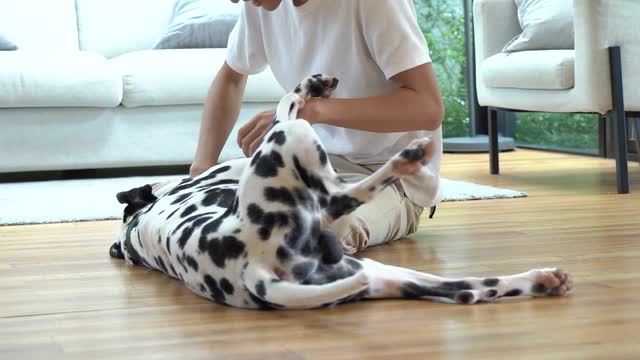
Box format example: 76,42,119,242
415,0,469,138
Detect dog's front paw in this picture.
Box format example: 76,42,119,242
391,138,434,176
295,74,339,99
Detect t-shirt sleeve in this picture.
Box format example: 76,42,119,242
225,5,268,75
359,0,432,80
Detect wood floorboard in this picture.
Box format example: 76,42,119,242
1,149,639,359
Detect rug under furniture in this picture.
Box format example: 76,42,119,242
0,176,527,225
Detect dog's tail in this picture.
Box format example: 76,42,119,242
243,264,369,309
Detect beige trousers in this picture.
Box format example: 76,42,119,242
327,155,424,254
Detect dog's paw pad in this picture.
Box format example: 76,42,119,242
531,268,573,296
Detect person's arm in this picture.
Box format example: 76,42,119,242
190,62,247,177
299,63,444,132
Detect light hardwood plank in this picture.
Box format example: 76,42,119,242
1,149,639,360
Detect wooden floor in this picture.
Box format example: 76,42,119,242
1,149,639,360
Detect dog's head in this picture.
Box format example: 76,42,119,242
109,184,157,260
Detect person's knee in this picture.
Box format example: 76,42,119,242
330,214,370,255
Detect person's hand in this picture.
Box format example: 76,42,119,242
237,109,276,157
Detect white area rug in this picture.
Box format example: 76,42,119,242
0,176,526,226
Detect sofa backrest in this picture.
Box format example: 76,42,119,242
0,0,80,51
75,0,176,58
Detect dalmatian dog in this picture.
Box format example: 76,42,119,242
109,74,573,310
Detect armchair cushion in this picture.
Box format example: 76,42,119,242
503,0,574,53
482,50,574,90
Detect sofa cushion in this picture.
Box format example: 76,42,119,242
76,0,176,58
109,48,285,108
503,0,574,53
0,52,123,108
481,50,574,90
0,0,79,51
153,0,240,50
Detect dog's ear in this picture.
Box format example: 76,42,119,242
116,184,157,205
116,184,158,220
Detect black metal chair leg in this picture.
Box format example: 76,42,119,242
608,46,629,194
633,118,640,165
489,107,499,174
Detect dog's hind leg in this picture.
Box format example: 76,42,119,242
359,258,573,304
242,263,369,309
321,137,435,225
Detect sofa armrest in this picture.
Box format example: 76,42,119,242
473,0,520,64
574,0,640,111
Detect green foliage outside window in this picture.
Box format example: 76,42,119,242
415,0,469,138
414,0,598,152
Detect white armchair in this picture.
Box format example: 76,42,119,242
473,0,640,194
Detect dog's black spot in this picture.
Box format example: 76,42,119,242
486,289,498,298
400,147,425,161
258,226,271,241
176,255,188,273
203,275,226,303
483,278,500,287
220,277,234,295
179,205,197,219
123,218,149,267
200,207,233,236
294,85,302,94
248,292,281,310
254,151,285,178
316,144,327,166
230,196,240,214
267,130,287,145
284,212,305,249
169,264,178,277
504,289,523,297
255,280,267,298
288,102,295,117
201,165,231,180
401,280,473,300
171,193,191,206
318,195,328,208
441,281,473,291
177,226,195,250
276,245,291,263
293,155,328,194
325,194,364,220
264,187,296,207
166,207,181,220
531,283,548,294
308,82,325,97
207,236,246,268
154,256,168,274
455,290,475,304
199,283,206,293
247,203,264,224
292,261,315,281
202,188,236,208
185,255,199,272
317,229,343,264
293,188,314,209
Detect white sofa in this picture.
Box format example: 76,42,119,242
0,0,285,174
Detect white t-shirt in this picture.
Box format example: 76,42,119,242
226,0,442,208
